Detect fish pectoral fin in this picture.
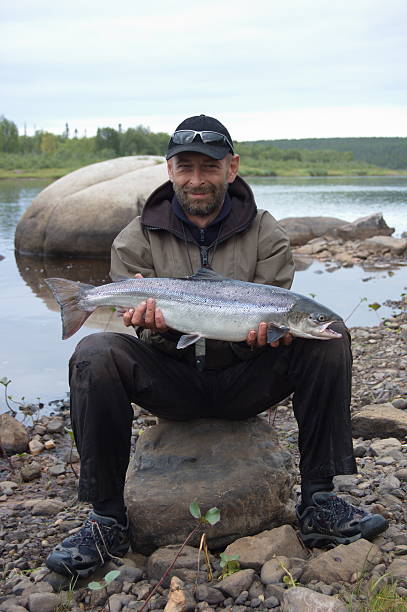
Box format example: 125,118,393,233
267,323,289,344
177,333,203,349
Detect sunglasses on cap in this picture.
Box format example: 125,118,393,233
171,130,234,152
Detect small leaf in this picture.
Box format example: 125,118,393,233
204,507,220,525
104,570,120,584
283,575,290,584
88,581,103,590
189,502,201,519
0,377,10,386
368,302,381,311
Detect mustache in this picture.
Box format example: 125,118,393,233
184,187,214,195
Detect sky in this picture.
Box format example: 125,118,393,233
1,0,407,141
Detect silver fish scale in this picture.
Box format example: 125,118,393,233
85,277,296,313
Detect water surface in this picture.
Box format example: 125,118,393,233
1,177,406,411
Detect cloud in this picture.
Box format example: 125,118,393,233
2,0,407,137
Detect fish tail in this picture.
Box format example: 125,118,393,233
45,278,96,339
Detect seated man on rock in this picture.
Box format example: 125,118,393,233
46,114,388,578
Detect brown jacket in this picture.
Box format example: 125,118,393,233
110,176,295,368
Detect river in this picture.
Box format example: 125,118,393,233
0,176,406,411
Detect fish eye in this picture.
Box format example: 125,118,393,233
317,313,327,322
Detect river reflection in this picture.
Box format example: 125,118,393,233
15,253,128,335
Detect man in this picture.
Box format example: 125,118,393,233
46,115,387,578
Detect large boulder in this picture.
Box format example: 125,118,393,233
335,212,394,241
278,217,347,246
125,417,295,555
14,156,167,258
362,235,407,255
0,413,29,455
351,403,407,440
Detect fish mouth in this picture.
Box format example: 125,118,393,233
314,321,342,338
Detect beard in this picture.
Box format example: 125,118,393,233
174,181,228,217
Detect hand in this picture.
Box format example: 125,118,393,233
122,273,168,333
246,322,293,348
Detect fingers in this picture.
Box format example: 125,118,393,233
122,298,168,332
246,322,268,348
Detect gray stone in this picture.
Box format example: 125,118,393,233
46,419,65,434
392,398,407,410
378,474,401,494
126,418,295,554
31,498,64,516
0,603,28,612
215,569,256,598
302,539,382,583
387,558,407,583
48,464,66,477
335,213,394,241
281,587,347,611
351,403,407,439
370,438,402,456
28,592,59,612
395,468,407,482
15,156,168,257
147,545,211,588
20,462,42,482
224,525,307,572
363,235,407,255
195,585,225,604
260,556,290,585
278,217,347,246
0,414,29,455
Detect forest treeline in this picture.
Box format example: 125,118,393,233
0,115,406,178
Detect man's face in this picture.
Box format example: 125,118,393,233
167,152,239,218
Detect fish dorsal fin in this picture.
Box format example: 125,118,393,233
188,267,226,282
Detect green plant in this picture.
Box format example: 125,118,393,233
277,559,299,588
64,427,78,479
219,552,240,579
139,503,221,612
56,574,78,612
88,570,120,612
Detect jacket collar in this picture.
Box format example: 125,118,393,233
140,175,257,243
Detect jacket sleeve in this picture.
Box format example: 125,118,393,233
110,217,156,280
253,211,295,289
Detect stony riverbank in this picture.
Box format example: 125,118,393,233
0,300,406,612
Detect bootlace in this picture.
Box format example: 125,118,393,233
315,495,366,529
67,518,124,566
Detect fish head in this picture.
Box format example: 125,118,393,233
288,297,343,339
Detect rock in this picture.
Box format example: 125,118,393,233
215,569,256,598
15,156,168,257
370,438,402,456
195,585,225,604
164,576,196,612
0,480,18,495
395,468,407,482
43,440,56,450
351,403,407,439
48,464,66,476
27,592,59,612
260,556,290,584
125,418,295,554
31,498,64,516
378,474,401,494
147,545,211,587
20,462,42,482
224,525,307,571
392,398,407,410
363,235,407,255
28,439,44,455
302,539,382,583
387,558,407,583
335,213,394,241
281,587,347,611
278,217,347,246
46,419,65,434
0,414,29,455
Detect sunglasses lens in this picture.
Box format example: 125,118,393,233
172,130,195,144
201,131,225,144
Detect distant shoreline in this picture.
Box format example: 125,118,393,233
1,166,407,181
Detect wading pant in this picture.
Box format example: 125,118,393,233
69,326,356,502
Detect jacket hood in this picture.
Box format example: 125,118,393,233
140,176,257,243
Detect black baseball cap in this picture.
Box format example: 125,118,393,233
166,114,234,160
